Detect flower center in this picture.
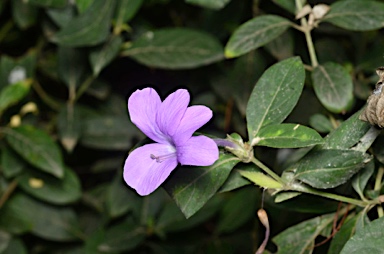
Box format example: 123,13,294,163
150,152,177,163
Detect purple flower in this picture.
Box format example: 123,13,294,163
124,88,219,196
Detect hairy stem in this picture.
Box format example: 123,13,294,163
375,167,384,217
251,157,284,185
295,0,319,67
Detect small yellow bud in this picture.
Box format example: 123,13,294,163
10,115,21,127
29,178,44,188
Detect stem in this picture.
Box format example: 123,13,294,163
251,157,284,185
0,179,18,210
0,20,13,44
291,183,369,207
295,0,319,67
375,167,384,217
32,81,61,111
74,76,95,102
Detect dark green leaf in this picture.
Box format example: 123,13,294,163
309,114,334,133
57,105,82,153
0,80,31,115
185,0,231,10
274,191,301,203
52,0,115,47
18,167,81,204
106,174,141,218
264,30,294,61
254,124,323,148
216,187,257,234
0,193,79,241
29,0,67,8
322,110,371,150
225,15,291,58
96,219,146,253
122,28,224,69
273,213,334,254
323,0,384,31
58,47,87,88
246,57,305,140
0,230,11,252
312,62,354,113
12,0,38,29
89,36,123,76
4,125,65,178
328,215,360,254
164,153,240,218
75,0,94,13
352,160,374,200
340,216,384,254
293,149,370,189
114,0,143,31
1,145,25,178
272,0,296,14
81,115,137,150
2,238,27,254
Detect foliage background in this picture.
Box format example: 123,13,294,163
1,0,384,253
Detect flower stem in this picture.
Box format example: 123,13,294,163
250,157,284,185
374,167,384,217
0,179,18,210
74,75,95,102
32,80,61,111
295,0,319,67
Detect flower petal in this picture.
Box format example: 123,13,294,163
156,89,190,137
123,143,178,196
177,136,219,166
128,88,168,144
173,105,213,145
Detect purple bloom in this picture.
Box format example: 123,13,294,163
124,88,219,196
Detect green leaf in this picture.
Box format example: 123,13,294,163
309,114,334,133
2,238,27,254
246,57,305,140
340,216,384,254
18,167,81,204
225,15,291,58
106,174,141,218
272,0,296,14
57,105,82,153
323,0,384,31
216,187,257,234
328,215,359,254
81,115,137,150
264,30,294,60
0,230,11,252
89,35,123,76
12,0,38,29
219,164,259,193
239,171,283,189
0,80,31,115
254,124,323,148
0,193,79,241
312,62,354,113
52,0,116,47
164,153,240,218
185,0,231,10
58,47,87,88
75,0,94,13
47,6,75,28
114,0,143,30
122,28,224,69
29,0,67,8
1,146,25,178
293,149,370,189
274,191,301,203
322,110,371,150
273,213,334,254
4,125,65,178
352,161,374,200
95,219,146,253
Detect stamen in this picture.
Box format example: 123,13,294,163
150,152,177,163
